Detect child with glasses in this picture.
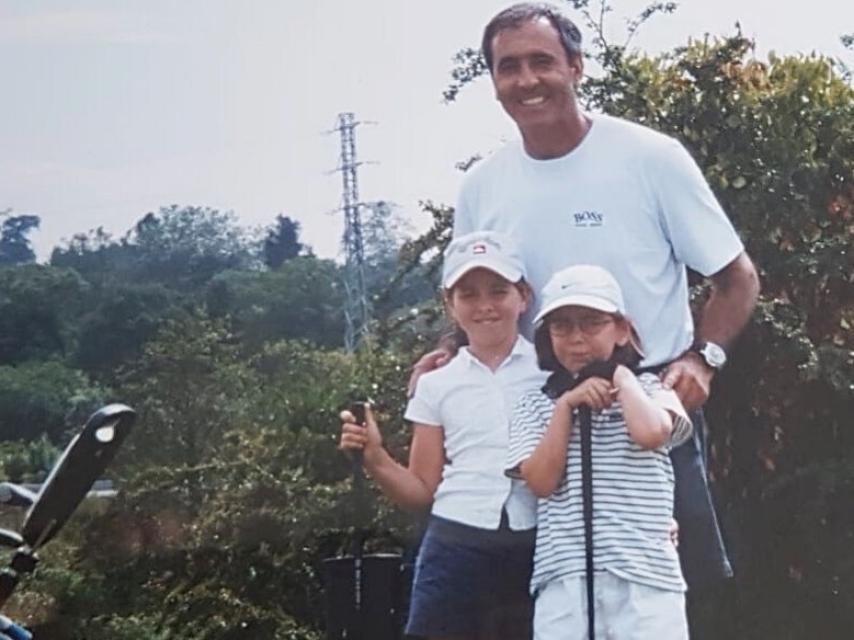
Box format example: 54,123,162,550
506,264,693,639
340,231,547,640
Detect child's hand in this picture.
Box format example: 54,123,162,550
339,404,384,463
561,377,616,412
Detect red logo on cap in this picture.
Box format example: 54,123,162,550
472,243,486,254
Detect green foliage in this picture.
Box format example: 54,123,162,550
0,212,40,266
118,315,260,470
128,206,255,290
263,215,306,269
51,206,255,294
0,434,60,482
206,257,346,350
50,227,134,289
0,265,88,364
14,337,414,638
74,283,185,378
0,360,106,442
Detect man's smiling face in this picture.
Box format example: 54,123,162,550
490,17,583,136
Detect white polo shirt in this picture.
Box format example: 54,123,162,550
404,336,548,530
454,112,745,367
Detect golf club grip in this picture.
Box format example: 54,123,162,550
350,402,367,486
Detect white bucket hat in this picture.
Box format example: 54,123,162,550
442,231,526,289
533,264,626,326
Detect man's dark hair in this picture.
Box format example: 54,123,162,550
481,2,583,74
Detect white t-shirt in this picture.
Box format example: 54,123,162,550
404,336,548,530
507,373,692,594
454,112,745,367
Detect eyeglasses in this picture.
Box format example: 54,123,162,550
547,316,614,336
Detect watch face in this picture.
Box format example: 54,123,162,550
701,342,727,368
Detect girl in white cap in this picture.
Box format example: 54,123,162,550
506,264,692,640
340,230,546,640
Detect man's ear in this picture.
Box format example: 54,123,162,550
570,54,584,89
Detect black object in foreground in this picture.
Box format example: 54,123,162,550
22,403,136,549
0,403,136,614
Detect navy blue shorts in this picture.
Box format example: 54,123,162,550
406,515,535,639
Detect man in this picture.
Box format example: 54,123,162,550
418,2,760,592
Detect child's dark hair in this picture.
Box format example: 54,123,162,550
533,312,643,372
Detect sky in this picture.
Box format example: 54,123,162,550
1,0,852,262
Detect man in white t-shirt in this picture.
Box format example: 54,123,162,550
416,3,760,593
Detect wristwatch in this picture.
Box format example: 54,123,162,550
691,341,727,370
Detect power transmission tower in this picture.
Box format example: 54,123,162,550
333,112,371,352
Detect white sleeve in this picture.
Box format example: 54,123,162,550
505,393,551,478
403,375,442,427
637,373,693,448
653,139,744,277
452,175,476,237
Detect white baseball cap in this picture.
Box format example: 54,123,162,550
442,231,526,289
533,264,626,325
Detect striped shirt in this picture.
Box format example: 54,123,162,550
507,373,692,594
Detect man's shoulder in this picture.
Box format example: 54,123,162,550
460,141,523,187
592,112,678,152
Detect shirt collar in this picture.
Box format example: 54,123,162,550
459,335,532,370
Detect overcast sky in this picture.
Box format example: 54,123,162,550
2,0,852,261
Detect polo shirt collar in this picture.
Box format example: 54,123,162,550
459,335,532,370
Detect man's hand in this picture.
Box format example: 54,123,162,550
407,349,453,397
661,351,713,412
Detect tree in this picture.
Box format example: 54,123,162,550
0,265,88,364
50,227,131,289
263,215,306,269
74,283,184,378
0,211,40,266
117,315,259,471
127,205,255,290
0,360,106,442
206,256,346,349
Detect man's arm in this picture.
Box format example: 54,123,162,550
663,251,760,410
